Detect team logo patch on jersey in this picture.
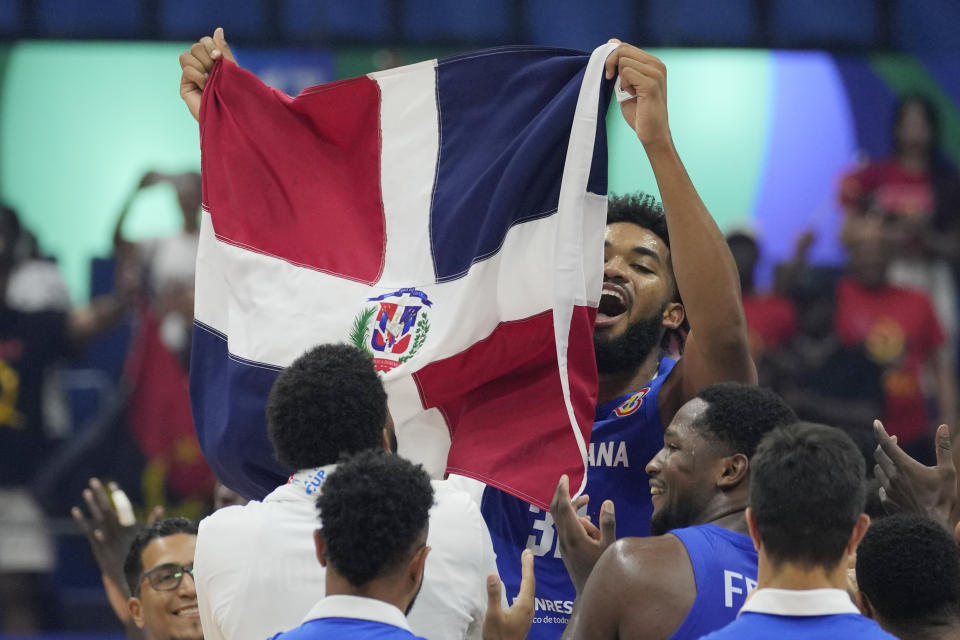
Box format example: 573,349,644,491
350,287,432,372
613,387,650,417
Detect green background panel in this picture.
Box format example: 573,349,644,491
607,49,773,232
0,41,199,302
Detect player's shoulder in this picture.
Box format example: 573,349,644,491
197,496,283,543
436,474,485,508
430,476,487,533
195,503,266,575
614,532,687,555
605,534,688,580
423,478,492,577
589,535,694,622
199,501,256,536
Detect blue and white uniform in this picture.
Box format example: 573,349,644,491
700,588,897,640
269,595,427,639
669,524,758,639
479,357,676,639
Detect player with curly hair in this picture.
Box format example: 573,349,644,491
194,343,526,640
856,514,960,640
467,42,756,639
268,450,434,639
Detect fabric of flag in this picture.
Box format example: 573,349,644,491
191,44,616,509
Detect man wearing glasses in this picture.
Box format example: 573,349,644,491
122,518,202,640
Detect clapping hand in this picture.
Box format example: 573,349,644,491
550,474,616,594
482,549,535,640
874,420,959,536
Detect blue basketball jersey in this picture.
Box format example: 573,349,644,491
669,524,758,639
479,357,676,639
270,618,426,639
701,613,897,639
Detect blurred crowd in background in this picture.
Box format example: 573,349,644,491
0,0,959,635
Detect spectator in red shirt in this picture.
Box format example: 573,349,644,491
762,266,883,435
726,230,796,363
834,217,957,463
838,95,960,369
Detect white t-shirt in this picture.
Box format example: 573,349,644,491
140,231,199,296
194,466,500,640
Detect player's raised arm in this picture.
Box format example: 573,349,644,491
606,43,755,419
179,27,235,121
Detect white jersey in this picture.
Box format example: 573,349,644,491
194,466,499,640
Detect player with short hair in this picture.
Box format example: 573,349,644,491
554,383,796,639
266,342,392,470
269,450,433,639
702,423,894,639
194,343,506,640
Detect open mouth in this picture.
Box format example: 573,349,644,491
596,284,630,328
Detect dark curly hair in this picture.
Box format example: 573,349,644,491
267,344,387,471
123,517,198,596
607,192,670,250
692,383,798,458
857,514,960,627
750,423,865,569
316,450,434,588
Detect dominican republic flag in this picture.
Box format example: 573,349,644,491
191,43,616,509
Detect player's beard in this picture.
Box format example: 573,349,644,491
649,506,682,536
594,304,667,375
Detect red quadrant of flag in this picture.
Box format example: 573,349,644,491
200,60,386,284
414,307,598,507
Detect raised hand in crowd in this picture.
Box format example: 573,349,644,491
482,549,535,640
113,169,203,252
72,478,164,637
549,474,616,593
873,420,959,539
179,27,235,121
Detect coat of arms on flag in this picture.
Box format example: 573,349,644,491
351,287,433,371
